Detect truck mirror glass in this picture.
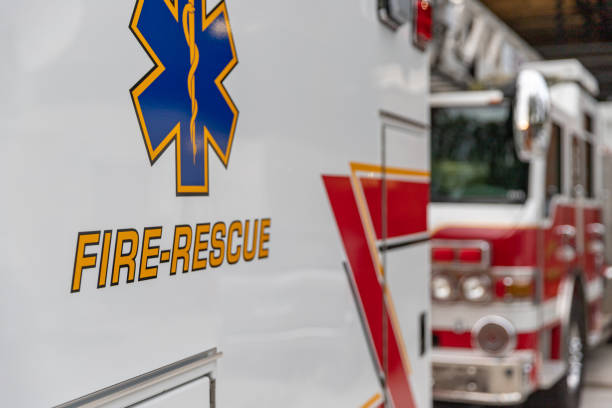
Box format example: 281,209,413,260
513,69,551,162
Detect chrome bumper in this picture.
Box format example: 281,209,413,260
432,348,536,406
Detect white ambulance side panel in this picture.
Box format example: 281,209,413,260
384,121,431,408
0,1,429,406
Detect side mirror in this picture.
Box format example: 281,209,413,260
513,70,551,162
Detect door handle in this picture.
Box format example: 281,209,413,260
555,225,576,263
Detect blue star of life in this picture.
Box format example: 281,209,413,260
130,0,238,195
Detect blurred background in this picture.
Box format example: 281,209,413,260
428,1,612,407
431,0,612,99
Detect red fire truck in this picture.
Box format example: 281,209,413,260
429,59,612,407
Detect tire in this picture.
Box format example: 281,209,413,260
524,289,587,408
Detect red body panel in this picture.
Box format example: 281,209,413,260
432,202,604,356
434,227,537,267
361,178,429,240
324,175,418,408
433,330,538,351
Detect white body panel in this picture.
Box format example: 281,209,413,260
522,59,600,97
429,203,536,232
0,1,431,407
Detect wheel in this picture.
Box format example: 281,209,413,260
525,290,587,408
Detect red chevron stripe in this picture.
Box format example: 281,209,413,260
323,175,417,408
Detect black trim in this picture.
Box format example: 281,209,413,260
380,109,429,130
419,312,427,357
125,374,212,408
379,236,430,252
342,262,386,386
378,0,402,30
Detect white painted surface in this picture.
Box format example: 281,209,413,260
0,0,431,407
429,202,536,232
387,239,432,408
137,377,211,408
432,299,558,333
385,124,429,171
430,90,504,107
522,59,600,97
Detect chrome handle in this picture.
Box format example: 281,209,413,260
555,225,576,263
588,223,605,238
555,225,576,240
587,224,605,267
588,240,605,255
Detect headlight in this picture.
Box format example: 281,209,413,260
432,273,456,301
472,316,516,355
461,274,492,302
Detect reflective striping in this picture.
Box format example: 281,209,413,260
432,298,559,332
323,175,417,408
350,162,430,178
360,393,383,408
349,163,430,374
433,329,538,351
433,278,606,352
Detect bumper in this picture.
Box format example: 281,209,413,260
432,348,536,406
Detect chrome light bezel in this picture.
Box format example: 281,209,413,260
431,272,459,302
472,315,517,356
460,273,493,303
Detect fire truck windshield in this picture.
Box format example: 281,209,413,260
431,102,529,204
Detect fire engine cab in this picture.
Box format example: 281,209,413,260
429,59,612,407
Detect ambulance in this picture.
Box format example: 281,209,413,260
429,60,612,407
0,1,434,407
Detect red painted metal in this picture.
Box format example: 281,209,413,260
433,330,538,351
360,178,429,240
323,175,417,408
550,324,561,360
432,247,454,263
494,278,507,299
433,227,538,267
458,248,482,263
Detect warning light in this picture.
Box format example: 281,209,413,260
458,248,483,264
432,247,455,263
414,0,433,50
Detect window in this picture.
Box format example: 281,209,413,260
545,124,562,214
430,103,529,204
571,136,594,198
572,136,582,198
586,141,593,198
585,113,594,133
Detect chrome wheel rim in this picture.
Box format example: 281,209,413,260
566,323,583,394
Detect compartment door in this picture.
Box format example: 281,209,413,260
381,114,431,408
135,377,211,408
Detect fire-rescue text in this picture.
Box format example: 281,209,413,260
71,219,271,292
